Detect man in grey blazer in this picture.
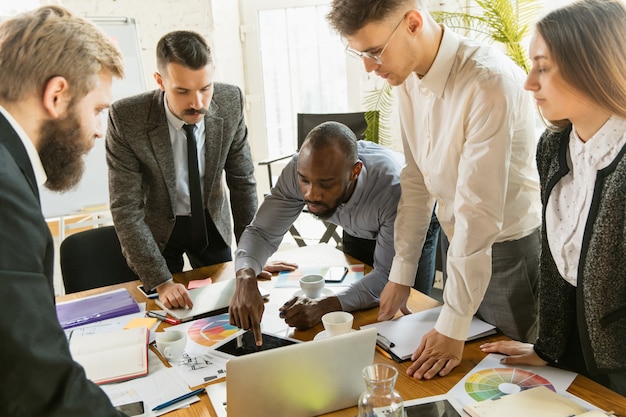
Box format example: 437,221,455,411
107,31,257,309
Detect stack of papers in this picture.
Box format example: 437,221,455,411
56,288,140,329
361,306,496,361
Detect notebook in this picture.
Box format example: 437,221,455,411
463,386,608,417
208,328,377,417
156,279,270,321
361,306,497,361
56,288,140,329
69,327,148,384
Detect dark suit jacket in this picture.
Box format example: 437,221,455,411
0,112,125,416
106,84,257,290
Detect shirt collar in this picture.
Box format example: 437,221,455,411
570,115,626,165
0,105,47,187
415,25,459,100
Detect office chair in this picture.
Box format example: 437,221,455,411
258,111,377,248
60,226,139,294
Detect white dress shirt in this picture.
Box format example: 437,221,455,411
0,105,47,188
163,94,207,216
546,116,626,286
389,27,541,340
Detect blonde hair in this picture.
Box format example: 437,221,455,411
537,0,626,128
0,5,124,102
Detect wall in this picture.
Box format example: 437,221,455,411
37,0,246,216
60,0,244,90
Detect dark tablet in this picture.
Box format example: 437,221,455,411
405,399,461,417
214,330,298,357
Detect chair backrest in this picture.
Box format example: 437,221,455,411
296,111,377,149
60,226,138,294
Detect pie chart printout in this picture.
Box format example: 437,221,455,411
465,368,555,401
187,313,238,347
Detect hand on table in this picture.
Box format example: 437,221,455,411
229,268,265,346
407,329,463,379
378,281,412,321
480,340,547,366
156,280,193,309
279,296,342,330
263,260,298,274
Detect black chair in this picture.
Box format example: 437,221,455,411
60,226,139,294
258,111,377,248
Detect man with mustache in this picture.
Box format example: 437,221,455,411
106,31,257,309
0,6,127,416
230,121,440,345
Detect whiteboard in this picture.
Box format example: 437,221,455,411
40,17,147,217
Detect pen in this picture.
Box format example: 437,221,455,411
376,334,395,350
151,387,205,411
146,311,181,325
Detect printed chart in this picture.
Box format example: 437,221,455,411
465,368,555,401
187,313,238,348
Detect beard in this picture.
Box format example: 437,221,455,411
307,179,355,220
38,106,93,192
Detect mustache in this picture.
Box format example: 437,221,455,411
183,108,208,116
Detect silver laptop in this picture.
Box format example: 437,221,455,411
224,328,377,417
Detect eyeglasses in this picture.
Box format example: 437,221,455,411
345,14,406,65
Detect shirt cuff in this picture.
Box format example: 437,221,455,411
389,256,418,287
234,256,263,276
434,303,472,341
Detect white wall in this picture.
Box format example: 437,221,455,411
59,0,245,90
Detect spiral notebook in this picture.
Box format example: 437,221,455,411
361,306,496,361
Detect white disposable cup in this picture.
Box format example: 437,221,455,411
299,274,325,299
321,311,354,336
155,330,187,362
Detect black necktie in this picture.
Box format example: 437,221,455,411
183,124,208,252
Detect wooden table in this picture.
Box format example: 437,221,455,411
57,244,626,416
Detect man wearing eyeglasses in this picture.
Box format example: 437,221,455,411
328,0,541,381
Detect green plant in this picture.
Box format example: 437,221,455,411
431,0,540,73
363,0,540,143
363,82,393,146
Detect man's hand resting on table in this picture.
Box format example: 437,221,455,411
230,268,266,346
480,340,547,366
264,260,298,274
407,329,464,379
378,281,412,321
279,296,342,329
156,280,193,309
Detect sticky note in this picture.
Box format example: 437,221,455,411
188,277,212,289
124,317,157,330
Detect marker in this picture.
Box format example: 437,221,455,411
376,334,395,350
146,311,180,325
151,387,205,411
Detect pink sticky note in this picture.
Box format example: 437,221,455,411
187,277,212,289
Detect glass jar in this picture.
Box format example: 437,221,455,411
358,363,404,417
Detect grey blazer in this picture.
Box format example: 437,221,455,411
106,84,257,290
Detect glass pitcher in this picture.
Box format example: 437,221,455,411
358,363,404,417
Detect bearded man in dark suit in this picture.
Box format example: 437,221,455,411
0,6,128,416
